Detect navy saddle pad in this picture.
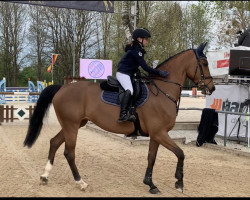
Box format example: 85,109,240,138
101,82,149,108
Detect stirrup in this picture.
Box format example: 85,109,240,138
118,114,129,122
128,114,136,122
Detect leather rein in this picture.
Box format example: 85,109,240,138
142,49,213,116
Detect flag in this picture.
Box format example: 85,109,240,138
47,65,52,73
52,54,58,65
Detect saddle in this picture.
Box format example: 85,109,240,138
100,74,141,106
100,73,148,138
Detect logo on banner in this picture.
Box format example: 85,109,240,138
210,98,246,112
216,51,230,68
210,98,222,110
80,58,112,79
103,1,113,11
206,84,249,137
88,61,105,78
217,59,229,68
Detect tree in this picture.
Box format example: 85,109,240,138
121,1,133,43
210,1,250,48
107,1,125,75
146,1,183,65
42,7,97,84
0,2,26,86
185,2,212,49
101,12,113,59
18,66,36,86
28,5,48,81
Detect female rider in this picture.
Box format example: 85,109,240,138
116,28,169,122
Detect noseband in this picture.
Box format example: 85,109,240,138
193,50,213,90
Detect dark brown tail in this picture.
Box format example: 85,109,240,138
24,85,61,148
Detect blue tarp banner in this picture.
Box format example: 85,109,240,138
9,1,114,13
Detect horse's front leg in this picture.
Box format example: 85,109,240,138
175,159,184,192
154,131,185,193
143,138,160,194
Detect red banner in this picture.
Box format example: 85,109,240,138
217,59,229,68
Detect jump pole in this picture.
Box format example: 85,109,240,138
0,92,41,95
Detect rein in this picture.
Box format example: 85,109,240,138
143,76,183,116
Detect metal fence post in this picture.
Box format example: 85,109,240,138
224,113,228,147
248,106,250,147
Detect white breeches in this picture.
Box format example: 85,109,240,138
116,72,134,95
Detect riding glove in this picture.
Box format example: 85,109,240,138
158,70,169,77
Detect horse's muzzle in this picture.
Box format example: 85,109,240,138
210,86,216,94
201,86,215,95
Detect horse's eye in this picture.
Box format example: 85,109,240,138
201,60,208,67
203,63,208,67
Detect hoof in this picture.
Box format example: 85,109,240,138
76,179,88,191
80,183,88,191
175,180,183,193
40,175,48,185
176,187,183,193
149,187,161,194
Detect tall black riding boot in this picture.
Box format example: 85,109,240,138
118,90,132,122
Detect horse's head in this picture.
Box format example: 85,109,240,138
191,42,215,95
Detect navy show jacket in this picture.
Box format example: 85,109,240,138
117,42,160,77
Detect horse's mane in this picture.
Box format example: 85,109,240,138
155,49,192,69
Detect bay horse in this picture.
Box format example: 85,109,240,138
24,42,215,194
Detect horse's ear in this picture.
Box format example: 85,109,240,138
197,42,207,53
202,42,207,48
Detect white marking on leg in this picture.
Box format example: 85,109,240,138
41,160,53,178
176,188,183,193
76,179,88,191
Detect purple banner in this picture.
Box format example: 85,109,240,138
80,59,112,79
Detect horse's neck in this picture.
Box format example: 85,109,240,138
158,50,194,86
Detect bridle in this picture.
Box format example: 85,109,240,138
143,49,213,115
193,49,213,92
143,76,182,116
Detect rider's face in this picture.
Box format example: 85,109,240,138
137,37,149,46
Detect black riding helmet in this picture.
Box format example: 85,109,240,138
132,28,151,48
132,28,151,41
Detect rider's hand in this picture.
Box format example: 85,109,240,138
158,70,169,77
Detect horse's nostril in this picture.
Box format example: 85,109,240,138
210,86,215,93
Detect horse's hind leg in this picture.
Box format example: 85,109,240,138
153,132,185,192
63,126,88,191
143,138,160,194
40,130,65,185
